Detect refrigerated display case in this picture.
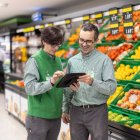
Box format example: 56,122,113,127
0,34,11,73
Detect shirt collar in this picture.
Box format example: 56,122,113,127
80,49,97,59
41,49,55,60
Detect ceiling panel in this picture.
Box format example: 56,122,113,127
0,0,93,21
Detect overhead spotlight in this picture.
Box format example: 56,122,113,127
0,3,8,7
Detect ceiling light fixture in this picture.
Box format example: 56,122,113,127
0,3,8,7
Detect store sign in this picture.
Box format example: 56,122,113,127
110,23,119,35
95,12,103,24
83,15,90,24
124,22,133,34
65,19,72,29
122,5,133,21
109,8,118,23
32,12,43,22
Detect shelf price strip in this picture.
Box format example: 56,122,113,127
109,8,118,23
110,23,119,35
95,12,103,24
48,23,53,27
122,5,133,21
83,15,90,24
65,19,72,29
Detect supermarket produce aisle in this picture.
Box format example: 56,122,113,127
0,94,27,140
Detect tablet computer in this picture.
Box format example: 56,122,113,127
55,73,86,88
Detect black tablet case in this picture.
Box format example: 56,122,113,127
56,73,85,88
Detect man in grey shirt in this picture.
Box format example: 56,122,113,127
62,23,117,140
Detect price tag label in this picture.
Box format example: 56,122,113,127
110,15,118,23
124,22,133,27
96,19,103,24
48,23,53,26
122,6,133,21
122,7,132,13
110,23,119,28
65,19,71,24
124,21,133,34
95,12,103,24
123,12,133,21
111,28,119,35
95,13,102,18
124,26,133,34
83,15,90,24
109,8,118,23
65,19,72,29
23,27,35,33
110,23,119,35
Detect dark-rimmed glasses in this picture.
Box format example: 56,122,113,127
79,38,94,45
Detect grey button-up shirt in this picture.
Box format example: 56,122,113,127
24,57,53,95
62,49,117,113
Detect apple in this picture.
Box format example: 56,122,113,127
114,115,123,122
136,99,140,105
117,100,123,106
136,79,140,82
125,121,133,125
129,103,137,109
118,114,123,118
108,111,112,115
122,96,129,102
125,92,131,97
131,124,140,129
121,104,128,109
121,116,130,121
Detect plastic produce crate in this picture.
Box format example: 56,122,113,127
95,42,116,54
108,107,139,125
102,38,124,45
132,71,140,83
124,41,140,60
107,84,125,106
115,60,140,81
119,118,140,126
116,60,140,69
117,80,137,86
111,83,140,117
95,42,115,47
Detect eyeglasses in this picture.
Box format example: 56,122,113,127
51,44,62,48
79,38,94,45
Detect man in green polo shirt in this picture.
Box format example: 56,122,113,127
62,23,117,140
24,26,65,140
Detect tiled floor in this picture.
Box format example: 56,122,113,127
0,93,27,140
